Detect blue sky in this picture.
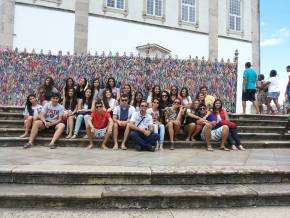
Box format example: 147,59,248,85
260,0,290,99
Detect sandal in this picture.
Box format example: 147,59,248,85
220,146,230,151
23,142,32,149
207,145,214,151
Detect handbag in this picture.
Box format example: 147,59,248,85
219,120,237,129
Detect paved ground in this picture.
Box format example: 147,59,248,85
1,207,290,218
0,147,290,166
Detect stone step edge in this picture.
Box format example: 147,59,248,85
0,184,290,208
0,137,289,145
1,165,290,185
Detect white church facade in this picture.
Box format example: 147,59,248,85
0,0,260,111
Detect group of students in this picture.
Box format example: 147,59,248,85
21,76,246,151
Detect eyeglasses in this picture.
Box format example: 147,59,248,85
121,99,128,102
96,105,103,108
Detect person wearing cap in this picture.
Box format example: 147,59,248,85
24,92,65,149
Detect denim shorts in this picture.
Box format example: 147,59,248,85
201,126,224,141
93,128,107,138
267,92,280,99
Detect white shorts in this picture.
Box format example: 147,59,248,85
201,126,224,141
93,128,107,138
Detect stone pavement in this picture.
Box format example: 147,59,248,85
1,207,290,218
0,147,290,166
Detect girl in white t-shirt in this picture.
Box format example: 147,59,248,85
265,70,280,114
20,94,42,138
180,87,192,107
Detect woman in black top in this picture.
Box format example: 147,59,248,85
63,88,78,139
76,77,88,100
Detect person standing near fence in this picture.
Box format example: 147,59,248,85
242,62,260,114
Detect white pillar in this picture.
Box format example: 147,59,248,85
0,0,15,49
74,0,89,54
251,0,260,74
208,0,219,60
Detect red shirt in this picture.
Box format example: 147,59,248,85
91,111,110,129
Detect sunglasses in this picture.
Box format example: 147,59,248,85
96,105,103,108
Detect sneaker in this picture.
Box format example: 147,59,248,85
170,142,175,150
135,145,142,152
23,143,32,149
238,145,246,151
149,146,156,152
231,145,238,150
49,144,56,149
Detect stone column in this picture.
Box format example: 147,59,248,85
0,0,15,49
74,0,89,54
251,0,260,74
208,0,219,60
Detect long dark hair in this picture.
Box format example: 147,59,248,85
121,84,132,102
25,94,36,116
64,77,75,94
170,85,179,97
212,99,223,112
42,76,54,97
64,88,78,110
82,87,93,109
133,91,144,108
92,77,101,91
152,85,161,99
106,77,116,89
76,77,88,99
180,87,189,98
102,88,113,109
160,90,172,109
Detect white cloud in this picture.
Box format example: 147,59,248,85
261,27,290,47
261,38,283,46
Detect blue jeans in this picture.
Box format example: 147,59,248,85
129,131,159,150
153,124,165,145
227,128,241,146
74,114,90,135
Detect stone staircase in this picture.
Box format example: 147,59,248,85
0,106,289,148
0,106,290,209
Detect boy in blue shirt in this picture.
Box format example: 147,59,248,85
242,62,260,114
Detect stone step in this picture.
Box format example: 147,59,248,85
0,106,24,113
0,112,23,120
0,112,288,122
0,119,287,129
231,119,287,127
0,137,289,148
1,165,290,185
0,127,287,138
0,183,290,208
229,114,288,121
